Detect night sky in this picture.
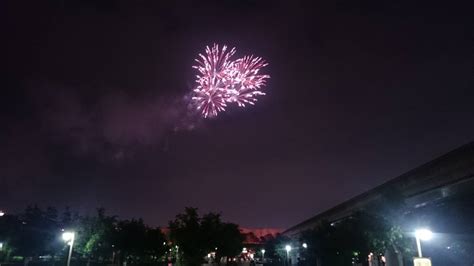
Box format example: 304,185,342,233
1,0,473,228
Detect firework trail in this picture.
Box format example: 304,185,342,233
192,44,270,118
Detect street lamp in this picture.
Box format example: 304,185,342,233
62,232,75,266
261,249,265,260
302,243,308,249
285,245,292,265
414,228,432,257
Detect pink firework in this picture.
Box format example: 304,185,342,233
192,44,270,118
226,55,270,107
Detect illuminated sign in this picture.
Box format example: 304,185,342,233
413,257,432,266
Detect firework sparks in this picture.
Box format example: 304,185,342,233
192,44,270,118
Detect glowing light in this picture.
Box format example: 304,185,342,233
415,228,433,241
302,243,308,249
192,44,270,118
261,249,265,254
285,245,292,252
62,232,75,242
0,211,4,217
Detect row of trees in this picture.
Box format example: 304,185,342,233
298,212,412,265
0,206,167,265
169,207,244,265
0,206,244,265
262,212,414,266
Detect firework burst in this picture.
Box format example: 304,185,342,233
192,44,270,118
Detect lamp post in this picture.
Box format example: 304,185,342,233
414,228,432,257
261,249,265,261
62,232,75,266
285,245,292,265
175,245,180,266
302,243,308,249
